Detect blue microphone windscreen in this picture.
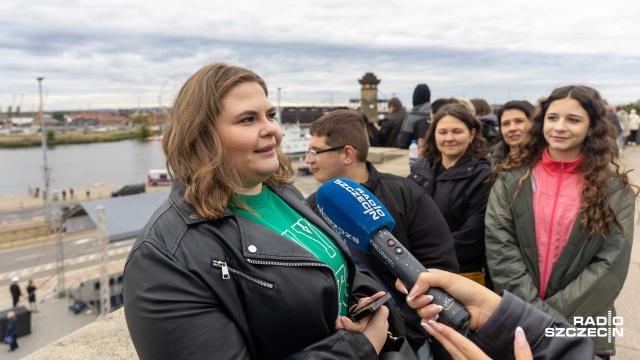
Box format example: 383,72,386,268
316,178,395,253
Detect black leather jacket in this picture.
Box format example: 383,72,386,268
123,181,405,360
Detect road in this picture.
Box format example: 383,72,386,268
0,233,133,287
0,202,82,226
0,207,45,224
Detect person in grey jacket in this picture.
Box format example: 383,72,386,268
486,85,636,358
123,63,407,360
396,84,431,148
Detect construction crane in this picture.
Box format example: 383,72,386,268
16,93,23,117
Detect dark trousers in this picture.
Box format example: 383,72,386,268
630,130,638,143
6,334,18,351
11,297,19,307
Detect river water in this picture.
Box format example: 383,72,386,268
1,139,167,196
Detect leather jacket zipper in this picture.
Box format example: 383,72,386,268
211,260,274,289
246,258,341,316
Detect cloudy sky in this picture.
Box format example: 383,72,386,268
2,0,640,112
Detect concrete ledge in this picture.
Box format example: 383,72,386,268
24,308,138,360
367,147,408,164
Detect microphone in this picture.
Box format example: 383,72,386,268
316,178,470,332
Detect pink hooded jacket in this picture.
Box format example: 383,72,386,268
532,149,584,299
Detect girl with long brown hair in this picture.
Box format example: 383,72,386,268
486,85,636,358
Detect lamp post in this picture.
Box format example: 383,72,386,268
37,77,65,296
276,87,283,123
37,77,51,228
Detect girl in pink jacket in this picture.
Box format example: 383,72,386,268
486,85,637,358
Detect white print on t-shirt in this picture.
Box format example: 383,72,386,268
282,219,337,258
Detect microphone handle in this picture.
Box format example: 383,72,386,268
370,229,470,332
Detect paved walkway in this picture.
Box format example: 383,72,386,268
1,259,127,359
0,184,118,213
2,295,98,359
611,146,640,358
0,183,171,213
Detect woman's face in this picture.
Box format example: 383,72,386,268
217,82,282,194
435,115,475,166
543,97,589,161
500,109,531,150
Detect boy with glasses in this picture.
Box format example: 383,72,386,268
305,110,458,359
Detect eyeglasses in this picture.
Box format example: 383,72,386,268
305,145,347,163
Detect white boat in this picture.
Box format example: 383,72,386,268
280,123,309,157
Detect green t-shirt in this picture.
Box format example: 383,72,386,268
229,187,349,316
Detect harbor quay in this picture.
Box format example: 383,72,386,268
0,146,638,359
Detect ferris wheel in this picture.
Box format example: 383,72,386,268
158,74,189,114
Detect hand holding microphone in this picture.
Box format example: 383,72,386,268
316,178,471,332
398,269,500,332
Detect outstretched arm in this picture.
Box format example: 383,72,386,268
397,270,597,360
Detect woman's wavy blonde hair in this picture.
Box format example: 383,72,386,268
496,85,635,237
162,62,292,219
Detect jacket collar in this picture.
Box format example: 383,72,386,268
168,180,219,225
541,148,583,176
414,102,431,113
168,179,355,266
362,161,381,191
489,140,509,160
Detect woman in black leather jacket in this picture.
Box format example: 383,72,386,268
123,63,404,360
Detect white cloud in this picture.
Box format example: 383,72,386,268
1,0,640,111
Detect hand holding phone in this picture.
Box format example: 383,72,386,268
348,292,392,322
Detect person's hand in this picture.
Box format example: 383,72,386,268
422,320,490,360
335,291,389,354
421,321,533,360
513,326,533,360
395,269,501,330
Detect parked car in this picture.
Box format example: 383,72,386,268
111,183,146,197
147,169,172,186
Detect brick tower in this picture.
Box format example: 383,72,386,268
359,72,380,123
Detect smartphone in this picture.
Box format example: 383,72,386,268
348,292,392,322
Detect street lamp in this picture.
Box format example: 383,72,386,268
37,77,51,228
37,77,65,296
